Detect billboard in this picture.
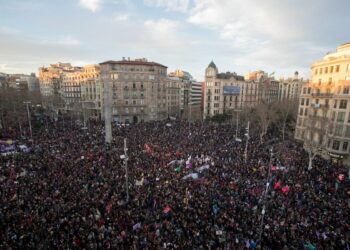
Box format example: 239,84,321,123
223,86,240,95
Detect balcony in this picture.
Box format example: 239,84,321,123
311,103,329,109
311,93,333,97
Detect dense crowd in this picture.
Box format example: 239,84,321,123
0,118,349,249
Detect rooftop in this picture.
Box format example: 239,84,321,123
100,59,167,68
217,72,244,81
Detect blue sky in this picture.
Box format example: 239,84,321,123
0,0,349,81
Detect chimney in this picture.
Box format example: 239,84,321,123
122,57,126,61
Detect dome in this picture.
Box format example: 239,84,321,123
208,60,217,69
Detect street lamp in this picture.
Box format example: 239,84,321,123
244,121,250,163
258,147,274,245
234,109,242,139
120,138,129,202
23,101,33,141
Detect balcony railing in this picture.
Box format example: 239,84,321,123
311,93,333,97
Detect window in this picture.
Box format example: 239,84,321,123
304,108,308,116
339,100,347,109
332,111,336,121
325,99,329,108
303,88,307,94
343,142,348,151
306,99,309,106
315,69,318,74
299,108,303,116
346,126,350,137
337,112,345,122
332,140,340,150
343,86,350,94
328,77,332,84
347,64,350,71
334,100,337,109
330,66,334,73
320,68,323,74
315,99,319,104
318,79,322,84
308,88,311,94
325,67,328,74
336,65,340,72
133,83,136,89
301,98,305,105
334,125,343,136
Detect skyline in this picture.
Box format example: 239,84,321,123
0,0,349,81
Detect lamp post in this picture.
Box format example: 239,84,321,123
23,101,32,141
258,147,274,245
121,138,129,202
235,109,242,138
244,121,250,163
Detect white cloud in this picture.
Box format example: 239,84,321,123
112,13,129,22
144,0,190,12
143,19,183,47
79,0,102,12
58,36,81,46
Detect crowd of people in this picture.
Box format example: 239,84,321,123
0,117,349,249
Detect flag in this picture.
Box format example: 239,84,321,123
304,241,316,250
175,166,181,172
182,173,198,180
196,164,210,173
106,202,113,214
133,222,141,231
212,204,220,215
282,185,290,194
167,160,177,166
186,156,192,169
274,181,281,190
163,205,172,214
145,144,152,156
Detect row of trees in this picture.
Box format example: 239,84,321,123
207,99,299,143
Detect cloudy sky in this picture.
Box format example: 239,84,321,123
0,0,349,80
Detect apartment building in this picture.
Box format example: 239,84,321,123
295,42,350,164
100,58,168,123
278,71,305,101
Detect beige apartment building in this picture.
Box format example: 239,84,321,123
204,62,278,119
295,42,350,164
100,58,169,123
39,63,82,114
278,71,306,101
80,65,102,119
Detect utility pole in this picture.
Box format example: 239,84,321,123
258,147,274,245
124,138,129,202
104,81,112,143
244,121,250,163
235,109,241,138
23,101,32,141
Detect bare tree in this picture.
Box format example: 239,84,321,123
272,99,299,141
253,102,277,143
303,104,329,170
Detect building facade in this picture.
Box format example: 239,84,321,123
295,42,350,164
204,62,268,119
278,71,305,101
100,58,168,123
168,69,203,120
